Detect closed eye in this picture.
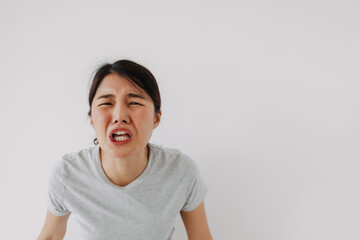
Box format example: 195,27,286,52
99,102,142,106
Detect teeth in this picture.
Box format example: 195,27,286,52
113,135,130,141
114,130,129,135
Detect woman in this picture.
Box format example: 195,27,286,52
37,60,212,240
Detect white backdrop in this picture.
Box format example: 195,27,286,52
1,0,359,239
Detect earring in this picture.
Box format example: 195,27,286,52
93,138,99,145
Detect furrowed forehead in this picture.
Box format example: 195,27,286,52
96,92,147,101
94,74,150,101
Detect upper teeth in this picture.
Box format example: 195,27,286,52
114,131,129,135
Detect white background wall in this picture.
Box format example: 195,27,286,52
1,0,359,239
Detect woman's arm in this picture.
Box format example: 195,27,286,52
180,201,213,240
37,211,71,240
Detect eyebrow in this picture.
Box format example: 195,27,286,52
96,93,146,100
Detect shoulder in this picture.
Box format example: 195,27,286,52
148,143,199,174
51,145,97,177
61,145,95,162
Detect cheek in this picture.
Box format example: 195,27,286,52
92,109,111,125
136,111,155,127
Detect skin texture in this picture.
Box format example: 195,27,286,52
89,73,161,186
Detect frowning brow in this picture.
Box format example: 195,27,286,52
96,93,146,100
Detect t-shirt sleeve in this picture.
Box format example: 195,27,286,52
46,158,71,216
181,156,209,212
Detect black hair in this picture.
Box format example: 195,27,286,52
87,59,161,117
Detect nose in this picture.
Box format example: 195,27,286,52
112,101,130,124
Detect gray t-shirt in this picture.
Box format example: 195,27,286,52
47,142,208,240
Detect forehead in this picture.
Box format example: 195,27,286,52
95,73,148,98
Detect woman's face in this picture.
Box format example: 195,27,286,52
89,73,161,159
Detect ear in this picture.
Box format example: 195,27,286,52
153,110,162,129
89,115,94,129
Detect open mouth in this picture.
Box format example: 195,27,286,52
109,128,133,143
111,133,131,141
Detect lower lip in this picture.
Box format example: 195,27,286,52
109,135,133,145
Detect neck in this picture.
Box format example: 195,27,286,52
100,145,149,187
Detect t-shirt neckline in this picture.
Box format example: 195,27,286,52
93,143,154,190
